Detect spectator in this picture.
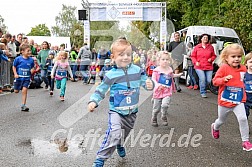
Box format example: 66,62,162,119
15,33,23,56
37,41,50,89
191,34,216,98
78,43,92,83
167,32,185,92
8,35,17,58
97,46,110,69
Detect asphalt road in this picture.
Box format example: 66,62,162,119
0,80,252,167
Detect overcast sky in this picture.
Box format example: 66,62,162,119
1,0,138,36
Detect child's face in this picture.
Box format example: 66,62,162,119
60,54,67,60
111,44,132,68
159,53,170,68
22,48,31,57
49,55,54,59
225,48,242,68
246,58,252,71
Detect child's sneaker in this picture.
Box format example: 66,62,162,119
21,105,29,112
60,96,65,101
117,145,126,157
193,85,198,90
211,123,219,139
187,85,193,89
161,116,168,126
242,141,252,151
151,117,158,127
50,91,53,96
92,158,104,167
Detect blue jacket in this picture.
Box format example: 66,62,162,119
244,72,252,105
0,53,9,63
89,64,152,115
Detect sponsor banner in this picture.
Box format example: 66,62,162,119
90,2,161,21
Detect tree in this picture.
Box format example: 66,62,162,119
26,24,51,36
0,15,8,33
51,5,78,37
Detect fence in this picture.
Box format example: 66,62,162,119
0,59,14,92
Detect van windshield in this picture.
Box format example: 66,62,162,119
193,35,241,46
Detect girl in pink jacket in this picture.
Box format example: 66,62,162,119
151,51,182,127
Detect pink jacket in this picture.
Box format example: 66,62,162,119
152,66,175,99
191,43,216,70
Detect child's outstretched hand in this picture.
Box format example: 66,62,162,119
224,75,233,82
145,78,153,90
174,73,183,77
88,102,96,112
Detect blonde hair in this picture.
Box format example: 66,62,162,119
110,38,131,54
58,51,68,59
158,51,172,63
219,43,244,64
244,52,252,65
53,51,68,63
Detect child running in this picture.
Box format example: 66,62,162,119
88,38,154,167
12,44,34,111
151,51,182,126
45,52,55,95
211,44,252,151
51,51,73,101
244,52,252,118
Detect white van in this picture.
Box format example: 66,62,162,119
172,26,243,91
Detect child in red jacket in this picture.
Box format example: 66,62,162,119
211,43,252,151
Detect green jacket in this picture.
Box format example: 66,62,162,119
37,49,49,69
70,50,78,62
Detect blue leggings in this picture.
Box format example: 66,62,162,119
56,78,67,97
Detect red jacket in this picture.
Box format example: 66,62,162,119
146,61,156,77
212,64,246,107
191,43,216,70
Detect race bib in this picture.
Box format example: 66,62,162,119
18,68,30,77
48,66,53,72
150,65,155,70
245,80,252,93
158,73,172,87
57,71,67,77
114,88,139,110
221,86,243,104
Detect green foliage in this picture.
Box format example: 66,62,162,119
138,0,252,51
51,5,78,37
0,15,8,33
26,24,51,36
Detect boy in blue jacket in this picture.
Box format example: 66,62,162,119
88,38,154,167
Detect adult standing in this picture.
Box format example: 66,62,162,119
91,48,97,63
78,43,92,83
29,39,38,57
15,33,23,57
191,34,216,98
37,41,50,89
8,35,16,58
69,46,78,81
167,32,185,92
97,46,110,69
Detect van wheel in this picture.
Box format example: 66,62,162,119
208,72,218,95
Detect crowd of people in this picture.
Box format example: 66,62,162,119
1,27,252,166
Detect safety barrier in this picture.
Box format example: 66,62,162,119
0,59,14,92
